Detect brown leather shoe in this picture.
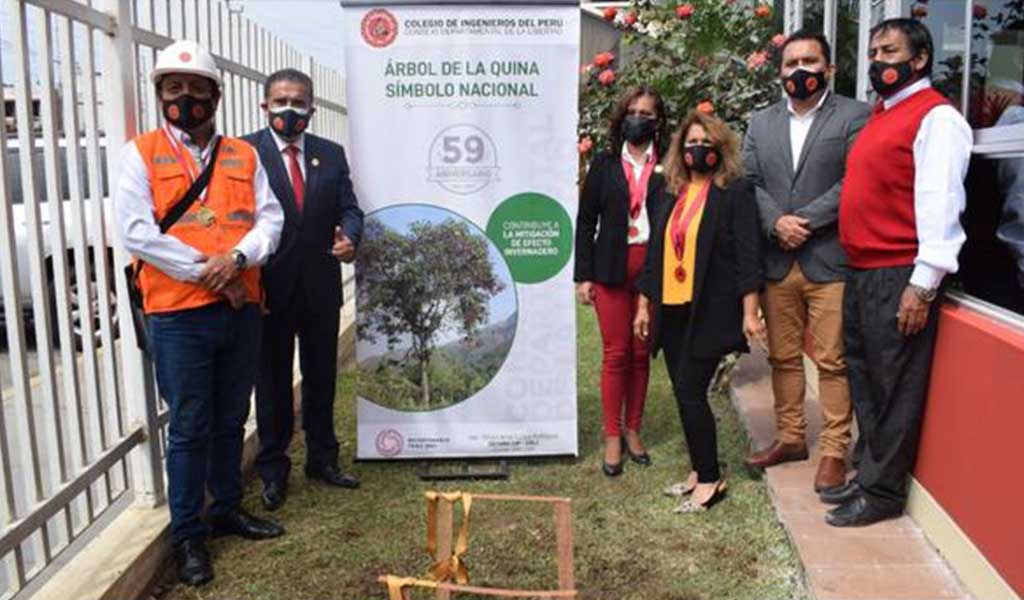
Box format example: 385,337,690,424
814,456,848,493
744,441,809,470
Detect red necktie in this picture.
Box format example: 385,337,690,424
286,144,305,212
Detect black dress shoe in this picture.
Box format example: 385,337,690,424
306,463,360,489
261,480,287,512
209,508,285,540
825,495,902,527
819,480,862,505
601,460,623,477
174,538,213,587
622,439,653,467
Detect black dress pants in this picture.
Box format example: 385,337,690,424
844,265,941,512
255,286,342,485
660,304,723,483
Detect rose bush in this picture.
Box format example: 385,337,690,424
579,0,784,155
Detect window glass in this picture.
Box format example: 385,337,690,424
957,154,1024,315
905,1,969,107
804,0,826,33
967,1,1024,128
834,0,860,97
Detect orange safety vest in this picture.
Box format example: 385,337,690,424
134,129,262,314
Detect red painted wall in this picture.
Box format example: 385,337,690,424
915,304,1024,596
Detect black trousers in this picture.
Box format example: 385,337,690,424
255,287,342,485
660,305,723,483
845,265,941,511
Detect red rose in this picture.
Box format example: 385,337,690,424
696,100,714,115
754,4,772,18
598,69,616,86
593,52,615,68
676,4,695,19
771,33,787,48
578,136,594,155
603,7,617,21
973,4,987,19
623,12,638,27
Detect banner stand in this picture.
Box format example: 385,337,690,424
342,0,580,461
416,460,510,481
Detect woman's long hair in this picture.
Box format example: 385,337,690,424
664,110,744,194
606,85,668,156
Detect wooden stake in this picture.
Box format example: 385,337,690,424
436,498,453,600
554,501,574,591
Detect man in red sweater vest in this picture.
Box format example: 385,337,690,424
825,19,972,527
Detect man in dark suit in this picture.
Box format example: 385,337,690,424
244,68,364,511
741,31,871,495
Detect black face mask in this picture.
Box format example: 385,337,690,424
684,144,720,174
162,95,215,130
868,59,918,97
783,68,828,100
621,115,658,146
269,107,310,140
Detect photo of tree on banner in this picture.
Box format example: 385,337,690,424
355,205,518,411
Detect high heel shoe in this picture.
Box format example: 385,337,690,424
622,437,652,467
673,480,728,513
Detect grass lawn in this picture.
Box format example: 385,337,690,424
162,305,808,600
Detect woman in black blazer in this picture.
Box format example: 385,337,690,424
574,86,667,477
634,109,765,511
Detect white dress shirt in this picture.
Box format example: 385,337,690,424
621,141,654,245
882,78,973,289
271,130,306,179
788,89,830,168
115,125,284,282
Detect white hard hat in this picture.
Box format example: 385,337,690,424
150,40,222,88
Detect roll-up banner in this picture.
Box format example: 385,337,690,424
342,1,581,459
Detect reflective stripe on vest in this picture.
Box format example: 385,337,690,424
134,129,262,314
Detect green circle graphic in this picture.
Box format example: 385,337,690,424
486,192,573,284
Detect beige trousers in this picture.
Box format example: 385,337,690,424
762,263,852,458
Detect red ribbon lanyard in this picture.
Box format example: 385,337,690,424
670,180,712,262
622,151,657,220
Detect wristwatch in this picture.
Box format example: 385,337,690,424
908,284,938,303
232,249,247,269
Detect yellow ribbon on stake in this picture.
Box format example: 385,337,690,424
384,575,437,600
424,491,473,584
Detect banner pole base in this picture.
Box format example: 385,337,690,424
416,460,510,481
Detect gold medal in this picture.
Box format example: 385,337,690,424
674,265,687,283
197,206,216,227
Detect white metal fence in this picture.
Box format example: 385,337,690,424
0,1,347,597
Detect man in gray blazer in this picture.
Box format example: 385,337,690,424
742,31,871,494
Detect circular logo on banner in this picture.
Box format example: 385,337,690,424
427,124,500,195
375,429,404,457
362,9,398,48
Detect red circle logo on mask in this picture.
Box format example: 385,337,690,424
806,76,819,91
684,152,694,166
785,80,796,94
296,120,306,132
361,9,398,48
191,104,205,119
706,152,718,166
882,67,899,85
272,116,285,131
167,105,180,120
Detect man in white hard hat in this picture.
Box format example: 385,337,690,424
114,40,284,587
